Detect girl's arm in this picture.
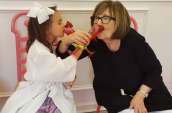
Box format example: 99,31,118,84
32,50,84,83
56,39,97,60
59,30,91,54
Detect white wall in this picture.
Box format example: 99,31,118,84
0,0,172,112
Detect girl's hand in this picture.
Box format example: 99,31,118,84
129,92,148,113
64,30,91,46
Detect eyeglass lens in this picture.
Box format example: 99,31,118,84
93,17,110,24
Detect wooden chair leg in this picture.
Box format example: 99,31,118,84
96,105,101,113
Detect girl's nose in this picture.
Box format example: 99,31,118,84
62,22,65,27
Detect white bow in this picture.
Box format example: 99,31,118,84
27,2,55,24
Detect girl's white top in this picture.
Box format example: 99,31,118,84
1,40,77,113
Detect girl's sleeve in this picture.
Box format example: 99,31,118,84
33,51,77,82
133,35,162,89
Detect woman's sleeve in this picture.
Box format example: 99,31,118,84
33,51,77,82
133,35,162,89
56,40,95,60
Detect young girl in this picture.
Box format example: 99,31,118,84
1,2,90,113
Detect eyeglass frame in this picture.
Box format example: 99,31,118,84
90,16,116,24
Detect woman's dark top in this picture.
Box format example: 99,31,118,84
56,28,172,112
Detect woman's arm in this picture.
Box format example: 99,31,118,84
129,85,151,113
129,30,162,113
132,32,162,89
137,85,151,97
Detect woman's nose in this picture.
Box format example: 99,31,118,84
97,19,103,25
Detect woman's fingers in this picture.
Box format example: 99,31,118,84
134,106,147,113
129,92,148,113
138,108,143,113
135,106,147,113
134,107,139,113
129,103,134,109
145,109,148,113
130,101,147,113
130,104,148,113
141,108,147,113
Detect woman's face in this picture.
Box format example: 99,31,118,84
47,11,65,43
95,9,116,40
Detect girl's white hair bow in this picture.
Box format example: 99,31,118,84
27,2,55,24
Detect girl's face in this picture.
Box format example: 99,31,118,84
95,9,116,40
47,11,65,43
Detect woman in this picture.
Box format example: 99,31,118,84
56,0,172,113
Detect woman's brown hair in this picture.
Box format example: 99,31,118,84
26,6,57,53
91,0,131,39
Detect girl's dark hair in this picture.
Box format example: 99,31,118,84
26,6,57,53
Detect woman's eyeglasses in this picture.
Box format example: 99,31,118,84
91,16,116,24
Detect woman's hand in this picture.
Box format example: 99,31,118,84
64,30,91,46
129,92,148,113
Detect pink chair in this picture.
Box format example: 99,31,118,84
96,16,138,113
11,11,58,90
11,11,29,82
130,16,138,32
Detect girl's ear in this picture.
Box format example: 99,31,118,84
45,26,50,34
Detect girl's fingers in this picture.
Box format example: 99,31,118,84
78,30,92,39
74,40,84,46
83,32,92,41
75,38,87,45
74,33,89,44
67,30,91,44
76,31,91,42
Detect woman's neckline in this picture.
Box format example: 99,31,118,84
103,39,121,52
